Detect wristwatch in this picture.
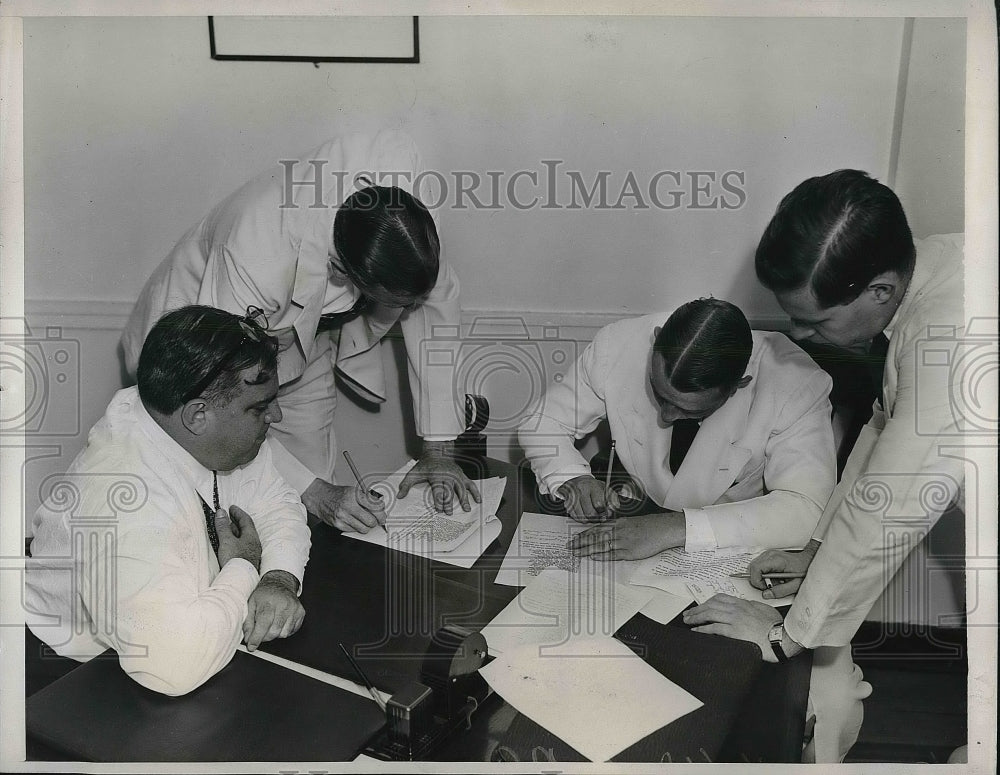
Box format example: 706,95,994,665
767,622,789,663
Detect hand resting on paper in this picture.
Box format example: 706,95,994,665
748,539,820,599
397,442,481,515
567,512,686,560
302,478,387,533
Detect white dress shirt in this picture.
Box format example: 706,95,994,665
25,387,311,696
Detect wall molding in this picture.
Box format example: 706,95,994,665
25,299,790,340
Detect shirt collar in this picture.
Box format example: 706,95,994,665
132,390,217,507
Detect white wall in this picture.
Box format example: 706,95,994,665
894,17,967,238
20,15,964,531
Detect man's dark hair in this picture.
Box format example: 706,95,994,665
137,305,279,414
333,185,440,303
653,299,753,392
755,169,915,308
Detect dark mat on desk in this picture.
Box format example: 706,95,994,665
474,614,809,764
26,649,385,761
261,523,517,694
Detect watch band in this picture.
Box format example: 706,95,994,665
768,623,789,663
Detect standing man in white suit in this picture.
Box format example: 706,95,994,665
684,170,966,762
122,131,479,531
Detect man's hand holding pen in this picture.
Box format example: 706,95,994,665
557,474,622,522
744,539,820,599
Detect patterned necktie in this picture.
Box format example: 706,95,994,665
669,419,700,475
867,333,890,409
199,471,220,555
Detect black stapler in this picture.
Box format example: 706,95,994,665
363,624,492,761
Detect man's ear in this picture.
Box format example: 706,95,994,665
653,326,661,340
327,251,351,284
729,375,753,396
180,399,210,436
866,272,903,305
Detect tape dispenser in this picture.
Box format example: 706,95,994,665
365,624,490,760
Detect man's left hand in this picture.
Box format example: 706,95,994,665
567,512,684,560
244,570,304,652
397,443,481,515
682,594,799,663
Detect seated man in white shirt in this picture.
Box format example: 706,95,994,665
26,305,312,696
519,298,837,559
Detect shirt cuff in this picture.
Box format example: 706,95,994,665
214,557,260,600
537,466,592,499
682,507,718,552
259,556,307,593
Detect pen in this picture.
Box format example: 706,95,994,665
338,642,387,711
728,572,806,580
604,440,617,516
342,450,388,535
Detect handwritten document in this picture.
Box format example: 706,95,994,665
481,567,653,655
341,460,506,569
480,636,702,762
495,511,641,587
630,546,792,607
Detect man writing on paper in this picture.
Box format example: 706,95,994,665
518,298,837,559
26,306,311,696
684,170,966,762
121,131,480,533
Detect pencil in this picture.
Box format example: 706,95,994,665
604,440,617,515
338,642,387,711
728,572,806,580
342,450,388,535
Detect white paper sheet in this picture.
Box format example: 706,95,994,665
494,511,641,587
341,459,506,569
637,589,693,625
479,636,703,762
481,567,653,655
629,546,793,607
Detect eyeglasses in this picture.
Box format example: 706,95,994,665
183,306,269,403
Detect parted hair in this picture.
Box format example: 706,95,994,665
755,169,915,308
333,185,440,304
653,299,753,392
137,305,278,414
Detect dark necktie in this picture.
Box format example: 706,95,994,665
867,333,890,409
199,471,220,555
669,419,700,475
316,294,372,333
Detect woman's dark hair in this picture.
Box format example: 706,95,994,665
137,305,278,414
755,169,915,308
333,185,440,303
653,298,752,392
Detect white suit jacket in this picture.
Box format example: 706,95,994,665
519,314,837,551
785,234,967,647
121,131,464,440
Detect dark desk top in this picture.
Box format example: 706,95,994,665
27,456,811,763
27,649,384,762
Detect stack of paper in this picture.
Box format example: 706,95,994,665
341,459,507,569
481,567,653,654
495,512,691,625
480,638,702,763
629,546,792,606
478,569,703,762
